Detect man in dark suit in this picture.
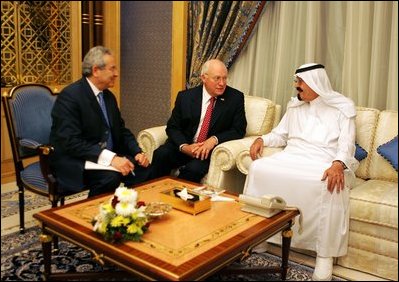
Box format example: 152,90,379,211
50,46,151,197
150,59,247,183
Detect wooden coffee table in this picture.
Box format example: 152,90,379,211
33,177,299,281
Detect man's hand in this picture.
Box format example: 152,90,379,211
111,156,134,176
181,137,217,160
250,137,264,160
135,152,150,168
181,143,199,158
192,137,217,160
321,161,346,193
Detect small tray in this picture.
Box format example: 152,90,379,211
145,202,172,219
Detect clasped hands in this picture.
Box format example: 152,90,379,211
181,138,217,160
111,153,150,176
250,137,346,193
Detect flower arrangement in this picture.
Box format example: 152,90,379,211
92,186,150,243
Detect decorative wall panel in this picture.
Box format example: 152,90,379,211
1,1,72,87
120,2,172,135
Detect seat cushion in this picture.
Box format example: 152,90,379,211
21,162,48,193
343,179,398,280
350,179,398,230
338,242,398,280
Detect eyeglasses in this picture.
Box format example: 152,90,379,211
205,74,228,83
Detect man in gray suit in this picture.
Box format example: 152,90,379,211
50,46,151,197
150,59,247,183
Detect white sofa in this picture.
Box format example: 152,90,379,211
137,95,281,193
137,100,397,279
234,107,398,280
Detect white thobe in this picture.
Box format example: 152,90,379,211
244,97,358,257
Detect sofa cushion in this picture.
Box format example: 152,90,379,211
350,179,398,228
355,143,368,162
244,96,276,136
338,242,398,280
377,135,398,171
349,218,397,244
354,107,380,179
369,110,398,182
345,179,398,280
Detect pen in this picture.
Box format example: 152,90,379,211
123,156,136,176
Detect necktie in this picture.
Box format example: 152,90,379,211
98,92,113,150
197,97,216,143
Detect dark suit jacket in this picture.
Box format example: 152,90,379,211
50,77,142,192
166,85,247,147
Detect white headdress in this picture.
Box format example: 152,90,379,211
293,63,356,118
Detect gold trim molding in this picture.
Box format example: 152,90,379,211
171,1,187,109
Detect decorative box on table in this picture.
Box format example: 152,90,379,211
160,187,211,215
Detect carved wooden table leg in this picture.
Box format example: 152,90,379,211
39,233,53,281
218,220,296,280
281,225,294,280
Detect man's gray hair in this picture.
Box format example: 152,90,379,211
82,46,113,77
201,59,226,75
201,60,211,75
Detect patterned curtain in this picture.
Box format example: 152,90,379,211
186,1,266,88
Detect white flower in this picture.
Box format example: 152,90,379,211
115,201,136,217
115,187,137,203
135,205,147,218
92,188,149,242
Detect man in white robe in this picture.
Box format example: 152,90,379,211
244,63,359,281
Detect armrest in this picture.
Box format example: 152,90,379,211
36,145,59,201
19,138,41,149
20,138,59,200
37,145,55,176
210,136,260,171
18,138,42,158
137,125,167,162
236,147,284,175
205,137,259,193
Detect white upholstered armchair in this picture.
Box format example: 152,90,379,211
137,95,281,193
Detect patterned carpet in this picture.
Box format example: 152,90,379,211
1,226,339,281
1,183,88,235
1,185,88,218
1,185,344,281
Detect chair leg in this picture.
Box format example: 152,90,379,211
53,235,59,251
18,184,25,234
51,199,59,250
